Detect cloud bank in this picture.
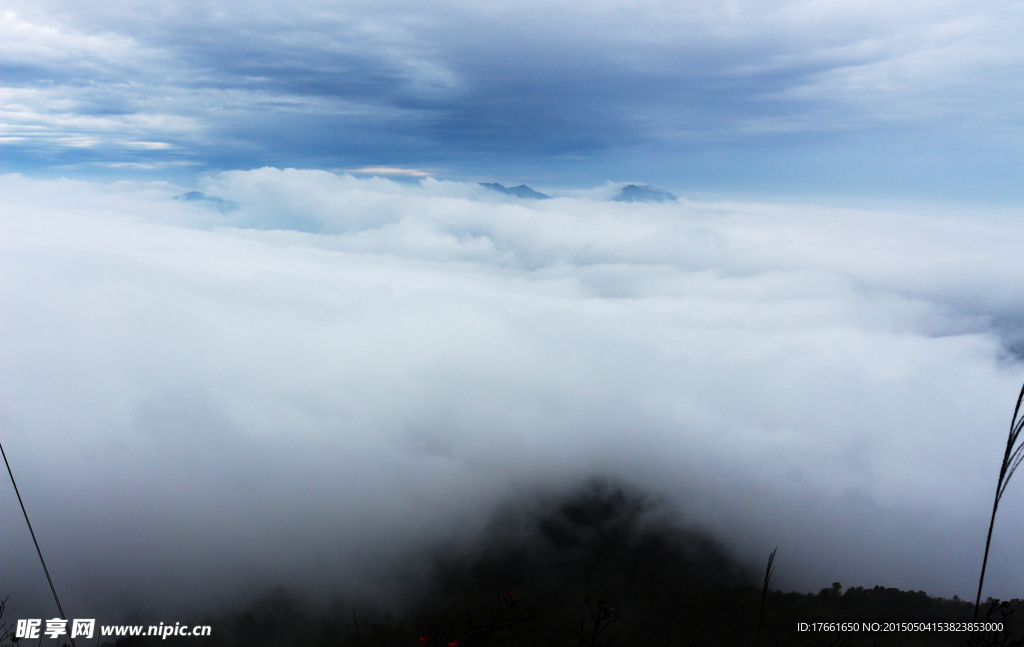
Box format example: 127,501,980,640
2,169,1023,621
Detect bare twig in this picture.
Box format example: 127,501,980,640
0,596,13,645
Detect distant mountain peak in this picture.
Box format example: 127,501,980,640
615,184,677,203
174,191,209,201
173,190,234,211
481,182,551,199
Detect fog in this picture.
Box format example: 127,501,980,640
2,169,1023,622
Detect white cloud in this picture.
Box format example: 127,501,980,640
348,166,433,176
2,170,1023,618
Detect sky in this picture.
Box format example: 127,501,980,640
2,0,1023,199
2,0,1024,626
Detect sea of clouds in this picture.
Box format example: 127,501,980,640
2,168,1023,619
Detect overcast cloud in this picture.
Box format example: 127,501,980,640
2,171,1023,620
2,0,1023,196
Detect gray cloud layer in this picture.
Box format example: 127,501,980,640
2,171,1023,620
2,0,1023,196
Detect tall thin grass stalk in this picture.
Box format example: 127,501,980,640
2,441,77,647
755,548,776,647
973,380,1024,621
352,608,362,647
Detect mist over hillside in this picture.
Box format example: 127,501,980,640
2,169,1024,623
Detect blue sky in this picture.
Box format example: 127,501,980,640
3,0,1022,199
